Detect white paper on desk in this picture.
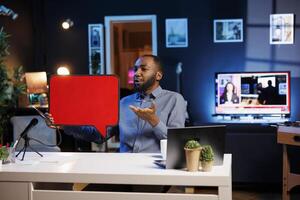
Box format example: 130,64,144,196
40,160,60,164
15,160,40,166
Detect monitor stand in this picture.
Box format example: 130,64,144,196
253,115,263,120
230,115,240,120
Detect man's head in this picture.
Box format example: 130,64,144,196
133,55,163,94
268,80,272,86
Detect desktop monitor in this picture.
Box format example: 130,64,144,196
215,71,291,116
166,125,226,169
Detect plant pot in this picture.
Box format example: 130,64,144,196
201,160,214,172
184,148,201,172
0,160,2,166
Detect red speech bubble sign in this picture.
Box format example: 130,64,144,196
49,75,119,137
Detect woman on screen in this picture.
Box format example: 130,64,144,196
220,82,239,104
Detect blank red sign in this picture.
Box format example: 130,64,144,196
50,75,119,137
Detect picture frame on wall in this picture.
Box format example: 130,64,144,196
270,14,294,45
165,18,188,48
88,24,104,74
214,19,243,43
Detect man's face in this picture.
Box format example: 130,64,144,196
134,57,158,93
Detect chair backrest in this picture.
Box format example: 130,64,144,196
10,115,60,152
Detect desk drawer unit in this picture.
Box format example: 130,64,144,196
278,126,300,146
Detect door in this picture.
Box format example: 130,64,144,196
105,15,157,90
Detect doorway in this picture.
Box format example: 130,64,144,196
105,15,157,90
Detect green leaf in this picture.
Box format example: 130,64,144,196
200,145,214,161
185,139,201,149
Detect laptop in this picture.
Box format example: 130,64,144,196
165,125,226,169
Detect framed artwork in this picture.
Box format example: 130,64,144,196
270,14,294,44
214,19,243,43
165,18,188,48
88,24,104,74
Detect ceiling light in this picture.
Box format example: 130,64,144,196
57,66,70,75
0,5,18,20
62,19,74,30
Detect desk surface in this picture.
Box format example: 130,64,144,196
277,125,300,200
278,126,300,134
0,152,231,186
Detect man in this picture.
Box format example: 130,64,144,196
47,55,186,153
262,80,278,105
119,55,186,152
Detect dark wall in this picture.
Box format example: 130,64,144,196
0,0,34,72
2,0,300,123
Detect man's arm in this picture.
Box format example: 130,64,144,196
45,113,115,144
130,94,187,140
129,102,159,127
152,94,187,140
62,126,103,144
63,125,118,144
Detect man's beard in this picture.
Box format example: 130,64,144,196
134,75,156,93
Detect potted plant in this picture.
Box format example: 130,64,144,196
91,51,100,74
0,27,26,144
184,139,201,172
0,144,9,165
200,145,214,172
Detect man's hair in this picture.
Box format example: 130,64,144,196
268,80,272,86
140,54,164,74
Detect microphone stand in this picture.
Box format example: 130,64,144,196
14,118,43,161
175,62,192,126
176,62,182,94
16,134,43,161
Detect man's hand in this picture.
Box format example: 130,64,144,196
129,102,159,127
45,113,60,129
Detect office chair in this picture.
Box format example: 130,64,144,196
10,115,60,152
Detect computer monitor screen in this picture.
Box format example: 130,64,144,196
215,71,291,116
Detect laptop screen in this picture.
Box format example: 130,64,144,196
166,125,226,169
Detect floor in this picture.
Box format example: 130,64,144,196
233,186,280,200
169,184,300,200
233,184,300,200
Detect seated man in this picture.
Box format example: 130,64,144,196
47,55,187,153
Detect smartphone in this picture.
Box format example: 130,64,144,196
31,106,57,128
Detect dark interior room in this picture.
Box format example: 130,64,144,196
1,0,300,199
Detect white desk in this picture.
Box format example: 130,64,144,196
0,152,232,200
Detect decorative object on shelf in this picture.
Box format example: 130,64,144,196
0,27,26,144
213,19,243,43
200,145,214,172
165,18,188,48
88,24,104,74
270,14,294,45
184,139,201,172
25,71,48,107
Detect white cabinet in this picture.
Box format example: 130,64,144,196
0,182,30,200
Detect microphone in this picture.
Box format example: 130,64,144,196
0,5,18,20
13,118,38,149
176,62,183,75
19,118,38,138
176,62,183,93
